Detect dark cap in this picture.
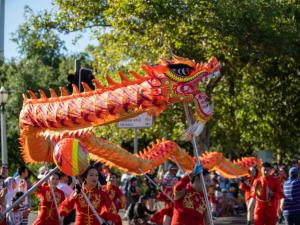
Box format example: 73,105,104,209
262,162,272,168
130,177,137,182
289,167,298,177
139,195,148,202
168,164,177,170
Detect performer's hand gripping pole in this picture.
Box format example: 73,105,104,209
183,103,214,225
138,168,174,203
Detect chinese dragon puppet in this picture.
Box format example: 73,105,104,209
19,56,260,178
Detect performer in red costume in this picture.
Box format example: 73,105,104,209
251,162,284,225
33,172,65,225
239,166,259,225
171,162,206,225
103,173,125,212
150,190,174,225
103,173,124,225
151,166,177,225
60,166,119,225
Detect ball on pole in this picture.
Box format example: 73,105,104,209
53,138,89,176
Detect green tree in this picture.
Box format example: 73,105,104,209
0,7,76,171
11,6,66,67
6,0,300,162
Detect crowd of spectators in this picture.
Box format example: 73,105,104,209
0,160,299,225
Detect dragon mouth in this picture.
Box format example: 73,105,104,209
188,68,221,85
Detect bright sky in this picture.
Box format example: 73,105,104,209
4,0,97,59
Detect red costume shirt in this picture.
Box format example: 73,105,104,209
152,174,176,222
103,184,125,212
33,183,65,225
239,176,256,202
251,176,284,225
171,175,206,225
60,186,119,225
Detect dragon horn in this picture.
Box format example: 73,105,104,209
172,55,195,67
160,58,168,65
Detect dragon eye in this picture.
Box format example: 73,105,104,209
169,64,193,77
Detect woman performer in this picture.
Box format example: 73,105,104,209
60,166,119,225
33,172,65,225
239,166,259,225
103,173,124,225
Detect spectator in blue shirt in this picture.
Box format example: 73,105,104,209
280,167,300,225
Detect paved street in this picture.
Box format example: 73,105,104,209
29,211,285,225
28,211,248,225
215,214,246,225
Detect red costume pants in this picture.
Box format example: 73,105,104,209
254,202,277,225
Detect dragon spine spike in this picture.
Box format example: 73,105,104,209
129,70,144,80
22,94,28,101
141,64,152,73
81,82,93,92
38,89,48,99
59,87,69,96
72,84,80,94
28,90,37,99
106,76,119,86
93,79,104,89
49,88,58,98
118,72,131,84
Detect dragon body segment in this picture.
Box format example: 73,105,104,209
19,55,260,177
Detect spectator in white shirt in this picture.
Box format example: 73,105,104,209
14,166,29,225
57,173,73,198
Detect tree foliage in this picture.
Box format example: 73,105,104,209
2,0,300,167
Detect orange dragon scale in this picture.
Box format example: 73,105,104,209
19,55,260,177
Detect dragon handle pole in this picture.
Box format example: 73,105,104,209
183,103,214,225
49,182,63,225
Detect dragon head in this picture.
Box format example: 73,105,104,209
150,55,221,123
